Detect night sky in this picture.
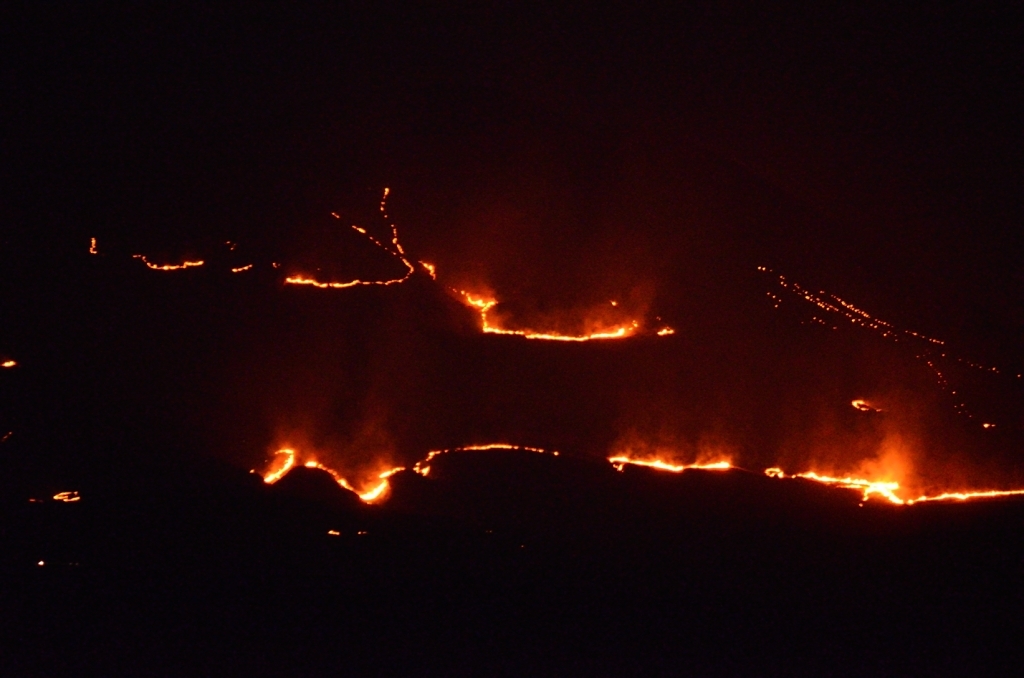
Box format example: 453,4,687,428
3,4,1024,675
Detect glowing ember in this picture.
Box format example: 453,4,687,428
851,399,881,412
133,254,204,271
89,237,98,254
764,467,904,504
52,491,80,503
608,456,732,473
656,327,676,336
454,289,641,342
261,449,403,503
262,449,297,484
1,360,15,368
231,264,253,273
286,191,416,290
412,443,559,476
907,489,1024,504
420,261,437,279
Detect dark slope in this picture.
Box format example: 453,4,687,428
2,450,1023,676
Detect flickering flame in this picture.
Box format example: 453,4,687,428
764,467,904,504
851,400,882,412
89,237,98,254
1,360,15,368
133,254,204,271
760,266,1007,427
608,455,732,473
656,327,676,336
285,192,416,290
413,443,558,476
53,491,80,503
454,290,641,342
420,261,437,279
260,449,403,503
262,448,297,484
907,489,1024,504
231,264,253,273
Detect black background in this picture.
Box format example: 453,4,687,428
3,3,1024,675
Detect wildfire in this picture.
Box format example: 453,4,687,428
260,449,402,503
285,190,417,290
764,467,904,504
53,491,81,503
851,400,882,412
89,237,98,254
133,254,204,271
413,443,558,477
454,289,642,342
608,455,732,473
759,266,1007,427
907,489,1024,504
1,360,15,368
656,327,676,336
231,264,253,273
420,261,437,279
262,449,297,484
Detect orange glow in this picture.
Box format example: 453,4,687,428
764,467,904,504
907,489,1024,504
851,399,881,412
656,327,676,336
1,360,15,368
262,448,297,484
420,261,437,279
133,254,204,271
287,192,417,290
454,289,641,342
261,448,403,503
608,455,732,473
763,466,1024,505
231,264,253,273
53,491,80,503
89,237,98,254
412,444,557,476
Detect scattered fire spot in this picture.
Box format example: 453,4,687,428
133,254,204,271
53,491,80,503
231,264,253,273
1,360,15,368
851,400,882,412
656,327,676,336
89,237,98,254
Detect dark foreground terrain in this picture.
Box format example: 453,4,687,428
2,448,1023,677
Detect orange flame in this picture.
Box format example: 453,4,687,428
53,491,81,503
133,254,204,271
89,237,98,254
413,443,558,476
285,192,416,290
608,455,732,473
231,264,254,273
1,360,15,368
454,289,642,342
261,449,403,503
764,467,904,504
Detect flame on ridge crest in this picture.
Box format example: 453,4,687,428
132,254,204,271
